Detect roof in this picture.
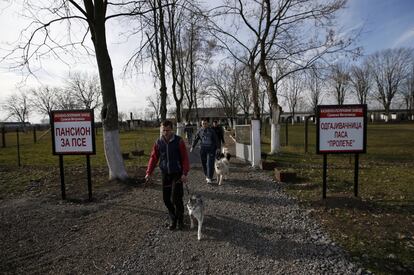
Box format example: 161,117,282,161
182,107,228,119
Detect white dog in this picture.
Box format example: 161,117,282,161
215,149,231,186
186,194,204,241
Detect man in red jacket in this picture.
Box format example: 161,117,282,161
145,120,190,230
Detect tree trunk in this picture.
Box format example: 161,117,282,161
270,104,281,154
91,5,127,180
260,62,281,154
160,85,167,121
249,65,261,120
157,0,168,121
385,102,391,122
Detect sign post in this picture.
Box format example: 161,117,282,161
316,105,367,199
51,110,96,201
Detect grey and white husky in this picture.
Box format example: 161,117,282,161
186,194,204,241
215,149,231,186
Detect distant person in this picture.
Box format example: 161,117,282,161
212,120,225,149
145,120,190,230
184,122,194,145
190,119,219,183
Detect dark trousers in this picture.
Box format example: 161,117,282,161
200,147,216,179
186,132,193,144
161,172,184,224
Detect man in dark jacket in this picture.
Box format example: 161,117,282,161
212,120,225,149
145,120,190,230
190,119,218,183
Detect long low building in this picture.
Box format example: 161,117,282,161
183,107,413,124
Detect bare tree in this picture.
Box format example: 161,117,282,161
165,0,182,122
3,1,160,180
29,86,59,119
306,66,325,115
124,0,208,123
146,94,162,123
66,71,102,110
349,61,371,104
281,73,304,124
165,0,212,123
55,88,81,110
164,0,196,123
236,66,253,122
143,107,156,121
211,0,357,154
207,6,262,120
124,1,168,121
148,0,168,121
368,48,413,121
181,13,214,123
401,62,414,120
2,90,31,123
329,62,350,105
206,62,239,126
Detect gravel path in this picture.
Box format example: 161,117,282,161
1,133,363,274
110,137,361,274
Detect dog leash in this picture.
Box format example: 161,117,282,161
172,179,191,196
143,176,191,195
175,179,190,195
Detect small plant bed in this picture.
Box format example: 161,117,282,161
260,160,278,170
274,168,296,183
131,149,144,156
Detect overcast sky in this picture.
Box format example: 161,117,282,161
0,0,413,123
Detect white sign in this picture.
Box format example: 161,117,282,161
317,105,366,153
52,110,95,154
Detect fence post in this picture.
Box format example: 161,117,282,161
251,120,261,168
304,115,315,153
16,128,21,167
285,116,293,146
33,125,37,143
1,127,5,148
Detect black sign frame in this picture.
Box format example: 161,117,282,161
51,109,96,155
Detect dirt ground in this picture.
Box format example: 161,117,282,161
0,161,362,275
0,165,157,274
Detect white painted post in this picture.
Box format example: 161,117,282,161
176,122,185,137
251,119,261,167
270,123,281,154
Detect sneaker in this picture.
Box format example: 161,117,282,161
206,178,212,183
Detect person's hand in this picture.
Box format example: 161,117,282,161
181,174,188,183
143,174,152,192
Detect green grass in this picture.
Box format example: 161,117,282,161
0,128,160,197
0,127,160,167
1,123,413,273
261,122,414,274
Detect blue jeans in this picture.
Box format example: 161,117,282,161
200,147,216,179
